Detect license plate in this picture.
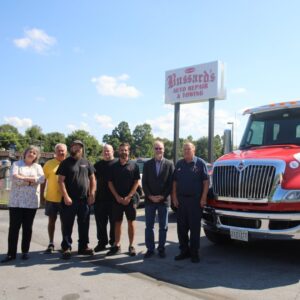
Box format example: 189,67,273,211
230,229,248,242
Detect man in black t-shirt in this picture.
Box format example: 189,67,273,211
57,140,96,259
106,143,140,257
93,144,117,252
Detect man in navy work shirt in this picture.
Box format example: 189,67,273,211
57,140,96,259
106,143,140,257
172,142,209,263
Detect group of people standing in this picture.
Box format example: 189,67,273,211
1,139,209,264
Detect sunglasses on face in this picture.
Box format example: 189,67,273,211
155,147,163,150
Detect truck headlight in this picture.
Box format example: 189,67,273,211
284,191,300,201
289,161,300,169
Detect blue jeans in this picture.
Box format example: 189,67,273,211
145,202,168,252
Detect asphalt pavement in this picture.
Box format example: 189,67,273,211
1,208,300,300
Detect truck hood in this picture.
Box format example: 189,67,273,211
218,145,300,162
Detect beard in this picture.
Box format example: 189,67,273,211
120,152,128,160
70,148,82,159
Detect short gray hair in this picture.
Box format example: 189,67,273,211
23,145,41,163
54,143,67,152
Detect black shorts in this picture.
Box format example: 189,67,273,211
45,200,61,217
112,201,137,222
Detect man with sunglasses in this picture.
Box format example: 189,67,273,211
142,140,174,258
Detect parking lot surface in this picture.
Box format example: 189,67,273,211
1,208,300,300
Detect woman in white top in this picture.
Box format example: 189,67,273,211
1,145,45,263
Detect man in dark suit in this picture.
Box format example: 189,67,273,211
142,140,174,258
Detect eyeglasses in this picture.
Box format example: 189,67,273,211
155,147,163,150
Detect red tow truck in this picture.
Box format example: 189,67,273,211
203,100,300,243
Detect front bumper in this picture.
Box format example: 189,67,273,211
202,206,300,240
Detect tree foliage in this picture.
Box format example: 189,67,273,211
103,121,133,157
0,122,226,163
66,130,102,163
43,132,66,152
25,125,45,148
0,124,25,152
132,123,154,158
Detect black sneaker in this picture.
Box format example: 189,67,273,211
78,247,94,255
94,244,107,253
61,249,71,260
22,253,29,260
45,243,55,254
106,246,121,256
191,254,200,263
158,249,166,258
143,250,154,259
1,255,16,263
174,251,190,261
128,246,136,257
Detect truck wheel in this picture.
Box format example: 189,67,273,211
204,228,231,244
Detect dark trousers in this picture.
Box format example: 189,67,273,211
60,201,90,251
94,201,115,247
7,207,37,257
176,196,202,254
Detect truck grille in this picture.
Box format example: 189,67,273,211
213,164,276,200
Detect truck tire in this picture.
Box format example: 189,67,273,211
204,228,231,244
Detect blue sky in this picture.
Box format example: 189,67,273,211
1,0,300,147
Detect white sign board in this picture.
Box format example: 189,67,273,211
165,60,226,104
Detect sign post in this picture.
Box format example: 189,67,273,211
165,61,225,163
173,103,180,164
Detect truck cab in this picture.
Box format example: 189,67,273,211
203,101,300,243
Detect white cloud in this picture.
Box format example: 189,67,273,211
80,122,90,131
67,124,77,131
81,112,88,118
146,103,245,145
66,122,90,132
14,28,56,54
230,87,247,94
91,74,141,98
4,116,32,129
94,114,114,129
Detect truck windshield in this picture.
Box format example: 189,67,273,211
240,108,300,149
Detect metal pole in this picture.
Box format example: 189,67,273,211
227,122,234,151
173,102,180,164
208,98,215,163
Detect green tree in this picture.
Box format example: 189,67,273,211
112,121,133,144
195,135,224,162
103,121,133,156
159,138,173,160
195,136,209,161
102,134,120,154
66,130,102,163
25,125,45,149
214,134,223,160
0,124,24,151
43,132,66,152
132,123,154,158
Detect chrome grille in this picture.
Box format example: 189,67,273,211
213,164,276,200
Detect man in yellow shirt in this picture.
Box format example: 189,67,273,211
42,143,67,253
